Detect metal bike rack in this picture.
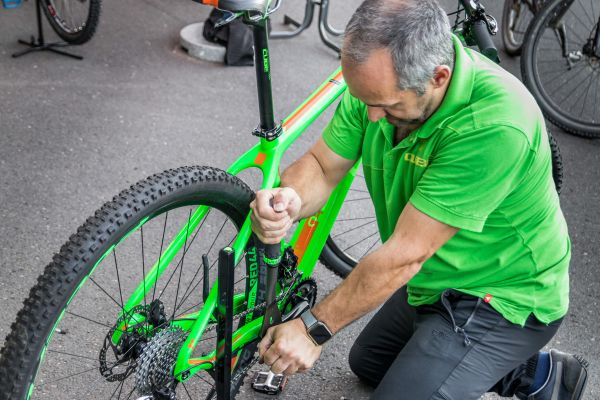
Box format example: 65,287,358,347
270,0,343,55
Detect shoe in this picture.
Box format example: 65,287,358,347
518,349,589,400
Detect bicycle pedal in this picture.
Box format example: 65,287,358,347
251,371,287,395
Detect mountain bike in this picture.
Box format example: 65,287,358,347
0,1,564,399
520,0,600,138
501,0,545,56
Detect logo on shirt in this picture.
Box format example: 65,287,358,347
404,153,429,167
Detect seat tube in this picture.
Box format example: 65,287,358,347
252,19,276,131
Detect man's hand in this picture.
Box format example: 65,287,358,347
258,319,322,375
250,187,301,244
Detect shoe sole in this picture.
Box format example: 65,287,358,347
571,355,589,400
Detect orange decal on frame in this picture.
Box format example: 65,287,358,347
293,212,322,264
254,152,267,165
283,70,344,131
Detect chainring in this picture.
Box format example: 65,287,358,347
283,278,318,313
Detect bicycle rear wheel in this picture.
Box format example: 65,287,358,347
0,166,262,400
41,0,101,44
521,0,600,137
320,172,379,277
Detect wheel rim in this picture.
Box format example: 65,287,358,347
45,0,91,35
328,172,379,266
28,204,249,399
530,0,600,129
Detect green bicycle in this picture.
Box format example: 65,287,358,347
0,0,564,399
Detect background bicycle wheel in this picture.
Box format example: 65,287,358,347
0,0,598,399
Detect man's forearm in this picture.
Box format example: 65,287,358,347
281,152,336,220
311,246,422,334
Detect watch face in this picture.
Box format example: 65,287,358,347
309,322,332,345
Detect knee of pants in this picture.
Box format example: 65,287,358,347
348,341,364,377
348,341,377,385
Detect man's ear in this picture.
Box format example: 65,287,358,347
431,65,452,89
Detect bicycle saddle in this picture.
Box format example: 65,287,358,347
213,0,272,14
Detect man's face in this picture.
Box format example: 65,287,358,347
342,48,436,128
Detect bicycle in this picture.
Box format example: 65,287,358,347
3,0,101,44
501,0,545,56
520,0,600,138
0,1,564,399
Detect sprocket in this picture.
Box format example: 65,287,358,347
135,327,188,396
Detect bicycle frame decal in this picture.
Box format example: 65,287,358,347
293,211,323,264
282,69,344,132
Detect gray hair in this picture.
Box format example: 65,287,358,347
343,0,454,95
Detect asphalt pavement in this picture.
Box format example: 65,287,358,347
0,0,598,399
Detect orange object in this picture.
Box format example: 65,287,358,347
283,70,343,130
202,0,218,6
254,152,267,165
293,212,322,264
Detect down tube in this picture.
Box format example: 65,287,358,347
291,160,362,277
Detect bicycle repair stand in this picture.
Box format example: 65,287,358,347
215,243,287,400
270,0,343,55
216,247,235,400
12,0,82,60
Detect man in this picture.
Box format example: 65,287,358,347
250,0,589,398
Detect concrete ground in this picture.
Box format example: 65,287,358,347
0,0,598,399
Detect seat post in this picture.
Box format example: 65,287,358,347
251,18,277,133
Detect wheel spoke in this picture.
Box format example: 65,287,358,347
47,349,99,363
172,209,193,320
360,236,381,259
66,310,112,328
175,233,236,313
332,219,377,239
335,216,376,222
575,73,595,117
343,231,380,252
35,366,98,387
109,379,125,400
342,197,371,203
181,382,194,400
141,225,147,311
113,249,125,310
152,211,169,302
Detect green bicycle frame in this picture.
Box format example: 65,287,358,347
109,64,355,382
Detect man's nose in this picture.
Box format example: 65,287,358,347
367,106,386,122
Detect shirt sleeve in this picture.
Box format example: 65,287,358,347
322,89,366,160
409,126,535,232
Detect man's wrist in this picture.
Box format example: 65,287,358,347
299,309,333,345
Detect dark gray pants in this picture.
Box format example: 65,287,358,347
349,287,562,400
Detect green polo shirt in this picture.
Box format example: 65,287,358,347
322,35,570,326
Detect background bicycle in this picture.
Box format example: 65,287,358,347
0,0,598,399
501,0,600,138
2,0,101,44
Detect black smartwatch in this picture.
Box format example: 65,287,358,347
299,309,333,345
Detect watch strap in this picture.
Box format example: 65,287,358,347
300,309,318,330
